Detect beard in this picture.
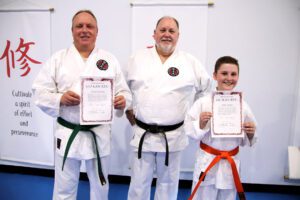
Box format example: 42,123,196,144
156,43,175,55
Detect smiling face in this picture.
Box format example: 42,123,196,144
72,11,98,53
214,63,239,91
153,17,179,56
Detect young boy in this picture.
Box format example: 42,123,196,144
185,56,257,200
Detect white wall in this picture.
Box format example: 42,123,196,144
1,0,300,186
205,0,300,185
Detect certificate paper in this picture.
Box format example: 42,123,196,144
80,77,114,125
211,91,243,138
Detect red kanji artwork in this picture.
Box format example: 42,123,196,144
0,37,41,77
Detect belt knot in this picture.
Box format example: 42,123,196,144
220,151,229,158
146,124,161,133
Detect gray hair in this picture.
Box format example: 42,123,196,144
155,16,179,29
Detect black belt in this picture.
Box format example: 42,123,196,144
135,118,184,166
57,117,106,185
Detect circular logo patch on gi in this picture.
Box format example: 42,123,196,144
96,59,109,70
167,67,179,77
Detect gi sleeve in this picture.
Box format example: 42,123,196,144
185,97,210,141
193,58,212,100
32,55,63,118
122,54,135,111
113,57,132,117
241,101,258,147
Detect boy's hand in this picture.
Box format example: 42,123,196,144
199,112,212,129
243,122,256,139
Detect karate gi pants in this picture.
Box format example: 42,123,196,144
191,181,236,200
128,151,181,200
53,154,109,200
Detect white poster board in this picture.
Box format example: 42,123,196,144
131,0,209,173
0,11,54,166
131,0,209,64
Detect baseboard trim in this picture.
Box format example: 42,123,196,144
1,164,299,194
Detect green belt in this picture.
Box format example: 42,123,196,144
57,117,106,185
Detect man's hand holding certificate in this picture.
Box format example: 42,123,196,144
211,91,243,138
80,76,114,125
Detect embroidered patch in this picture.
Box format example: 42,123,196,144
167,67,179,77
96,59,109,70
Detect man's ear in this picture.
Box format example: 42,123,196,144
152,30,156,38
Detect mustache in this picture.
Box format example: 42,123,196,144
161,37,172,42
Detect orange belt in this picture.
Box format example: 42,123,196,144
188,142,246,200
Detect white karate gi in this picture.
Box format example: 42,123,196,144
32,44,131,200
125,47,212,200
185,92,257,200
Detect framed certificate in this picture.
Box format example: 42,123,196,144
80,76,114,125
211,91,243,138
